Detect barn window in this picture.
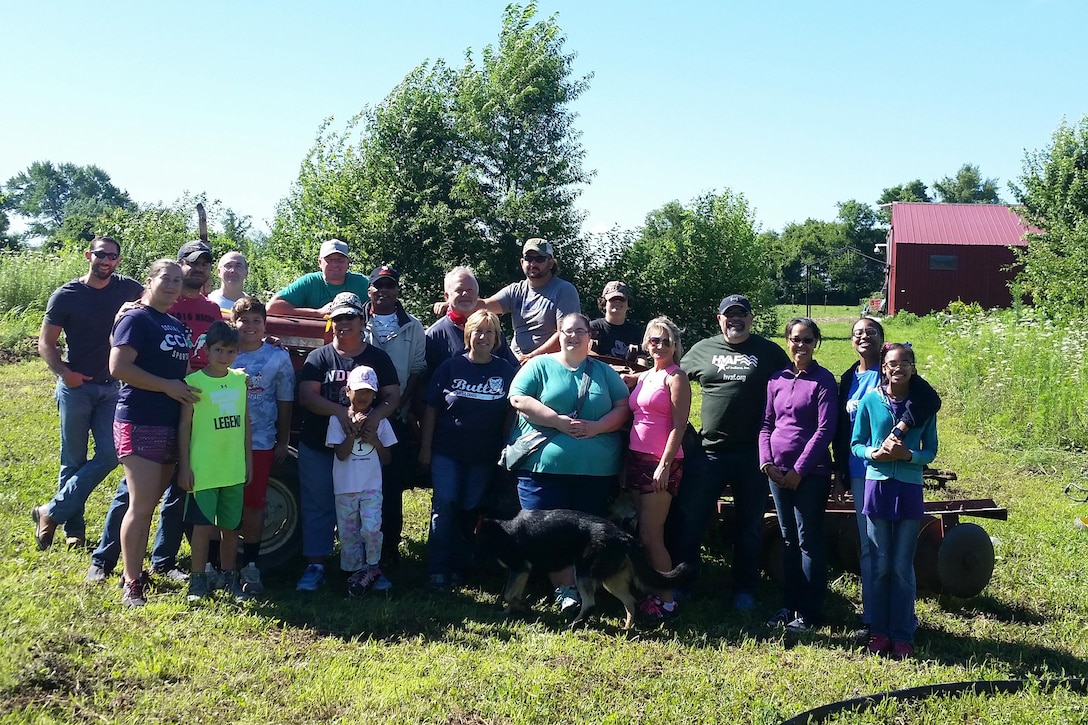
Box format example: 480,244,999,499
929,254,958,271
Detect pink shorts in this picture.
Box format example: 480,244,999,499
113,420,178,465
624,450,683,497
244,448,275,509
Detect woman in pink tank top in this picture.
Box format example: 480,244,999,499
625,315,691,622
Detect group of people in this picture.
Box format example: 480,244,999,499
32,234,939,658
34,238,294,606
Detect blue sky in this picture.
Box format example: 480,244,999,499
3,1,1085,237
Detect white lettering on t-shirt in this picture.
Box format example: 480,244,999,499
712,353,759,374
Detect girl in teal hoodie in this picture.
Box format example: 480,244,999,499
851,343,938,660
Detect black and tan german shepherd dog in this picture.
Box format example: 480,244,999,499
477,508,693,630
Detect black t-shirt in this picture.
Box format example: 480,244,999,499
681,333,790,451
43,274,144,381
590,318,643,359
297,343,400,449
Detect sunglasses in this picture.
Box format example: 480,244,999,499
90,250,120,260
522,255,549,264
789,337,815,345
648,336,672,347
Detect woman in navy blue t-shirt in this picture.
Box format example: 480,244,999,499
110,259,200,607
419,310,515,589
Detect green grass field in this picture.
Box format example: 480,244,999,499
3,307,1088,723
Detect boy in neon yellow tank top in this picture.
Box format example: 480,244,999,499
179,321,252,601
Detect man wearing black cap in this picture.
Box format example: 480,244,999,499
362,264,426,570
267,238,370,317
666,293,789,610
86,241,223,583
482,238,580,363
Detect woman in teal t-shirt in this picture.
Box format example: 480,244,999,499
508,312,630,615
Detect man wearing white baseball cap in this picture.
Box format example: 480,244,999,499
267,239,370,317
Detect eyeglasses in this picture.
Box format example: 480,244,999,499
90,250,120,260
371,281,397,290
648,336,672,347
851,329,881,339
883,361,914,370
788,337,815,345
522,255,549,264
561,328,589,337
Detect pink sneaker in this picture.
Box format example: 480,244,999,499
890,641,915,660
347,565,381,598
866,634,892,655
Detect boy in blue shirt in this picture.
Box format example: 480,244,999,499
230,297,295,594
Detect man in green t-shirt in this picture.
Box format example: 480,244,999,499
664,294,789,610
266,239,370,317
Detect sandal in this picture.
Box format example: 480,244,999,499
32,506,56,550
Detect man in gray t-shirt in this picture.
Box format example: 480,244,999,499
483,238,580,363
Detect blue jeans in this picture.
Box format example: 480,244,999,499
298,442,336,559
665,445,766,592
90,474,186,573
47,380,120,536
866,515,921,643
769,473,830,623
851,477,874,625
428,454,491,576
516,471,613,516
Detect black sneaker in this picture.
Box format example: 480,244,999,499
765,608,794,627
786,615,814,633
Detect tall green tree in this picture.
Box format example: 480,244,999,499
359,61,486,306
620,189,773,341
1010,116,1088,316
272,114,374,279
271,3,592,315
3,161,134,244
453,2,592,284
834,200,887,299
933,163,1001,204
774,219,844,304
876,180,931,224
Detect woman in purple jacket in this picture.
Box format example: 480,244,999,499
759,317,838,631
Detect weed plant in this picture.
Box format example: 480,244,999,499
930,303,1088,451
0,250,85,313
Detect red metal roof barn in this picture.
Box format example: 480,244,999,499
886,202,1029,315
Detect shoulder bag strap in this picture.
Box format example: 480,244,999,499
571,358,594,418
